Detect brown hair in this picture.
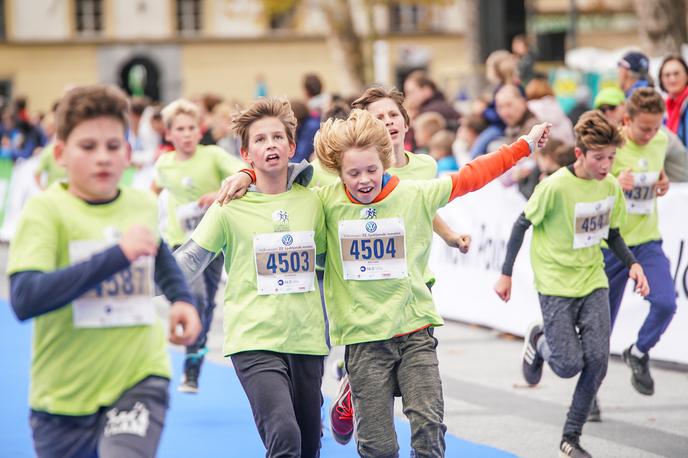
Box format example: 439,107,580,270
625,87,665,118
461,113,487,134
303,73,323,98
315,109,393,174
574,110,624,153
428,129,455,154
414,112,446,136
551,144,576,167
658,54,688,93
232,97,297,150
525,77,555,100
55,85,129,141
351,86,410,127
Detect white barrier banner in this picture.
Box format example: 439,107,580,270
429,180,688,365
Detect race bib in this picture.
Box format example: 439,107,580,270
572,197,614,249
339,218,407,280
624,171,658,215
254,231,316,295
70,241,155,328
176,201,206,235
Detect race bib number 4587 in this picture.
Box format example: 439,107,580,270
338,218,407,280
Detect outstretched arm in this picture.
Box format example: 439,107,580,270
494,212,532,302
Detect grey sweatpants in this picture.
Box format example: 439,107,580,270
30,375,169,458
345,328,447,458
537,288,610,438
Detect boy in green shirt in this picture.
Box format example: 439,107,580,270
153,99,245,393
494,111,649,457
174,97,328,457
8,85,201,458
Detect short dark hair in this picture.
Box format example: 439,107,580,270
351,85,410,127
55,85,129,141
658,54,688,93
303,73,323,98
626,87,665,118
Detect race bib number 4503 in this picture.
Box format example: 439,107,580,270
339,218,407,280
572,197,614,249
69,240,155,328
254,231,316,295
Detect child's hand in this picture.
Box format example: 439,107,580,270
168,301,201,346
629,263,650,297
452,234,472,254
617,168,634,192
655,169,669,197
493,275,513,302
526,122,552,150
119,225,158,262
197,192,218,209
216,173,252,206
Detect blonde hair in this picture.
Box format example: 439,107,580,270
414,112,446,136
574,110,624,153
232,97,297,150
428,129,455,154
315,109,393,174
161,98,200,129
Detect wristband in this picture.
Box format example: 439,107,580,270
239,168,256,184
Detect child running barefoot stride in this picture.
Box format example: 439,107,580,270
494,110,650,458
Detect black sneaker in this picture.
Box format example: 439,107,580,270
622,345,654,395
522,322,544,386
178,355,203,394
587,396,601,422
559,436,592,458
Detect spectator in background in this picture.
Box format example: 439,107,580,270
659,54,688,148
594,87,626,127
413,111,446,154
470,50,520,158
453,113,487,166
200,102,241,158
495,84,541,145
526,76,574,145
303,73,329,115
290,99,321,163
9,97,46,161
428,129,458,174
567,85,592,126
403,70,460,150
512,34,536,85
516,138,563,199
618,51,653,98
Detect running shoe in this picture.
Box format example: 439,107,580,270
587,396,601,422
559,436,592,458
178,354,203,394
522,321,544,386
330,374,354,445
622,345,654,395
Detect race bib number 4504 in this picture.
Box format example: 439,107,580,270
69,240,155,328
573,197,614,249
339,218,407,280
254,231,316,295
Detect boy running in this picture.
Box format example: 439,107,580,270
602,87,675,396
152,99,245,393
174,97,328,458
494,110,649,457
8,84,201,458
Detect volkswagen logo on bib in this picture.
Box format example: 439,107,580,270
282,234,294,246
365,221,378,233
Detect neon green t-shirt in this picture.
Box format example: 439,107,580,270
154,144,245,246
190,184,329,356
316,177,453,346
388,151,438,180
7,183,170,416
525,167,627,298
612,130,667,246
35,143,67,187
309,158,340,188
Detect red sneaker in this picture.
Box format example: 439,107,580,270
330,374,354,445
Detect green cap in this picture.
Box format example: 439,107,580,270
593,87,625,109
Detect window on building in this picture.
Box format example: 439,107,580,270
176,0,202,35
389,3,432,33
75,0,103,36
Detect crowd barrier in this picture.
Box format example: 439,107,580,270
429,180,688,365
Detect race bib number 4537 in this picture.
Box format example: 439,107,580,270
339,218,407,280
254,231,316,295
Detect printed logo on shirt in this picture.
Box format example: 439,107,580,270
637,158,649,171
272,209,289,223
181,176,194,188
104,402,150,438
365,221,378,233
360,207,377,219
103,226,121,244
282,234,294,246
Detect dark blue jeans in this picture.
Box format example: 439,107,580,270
603,240,677,353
